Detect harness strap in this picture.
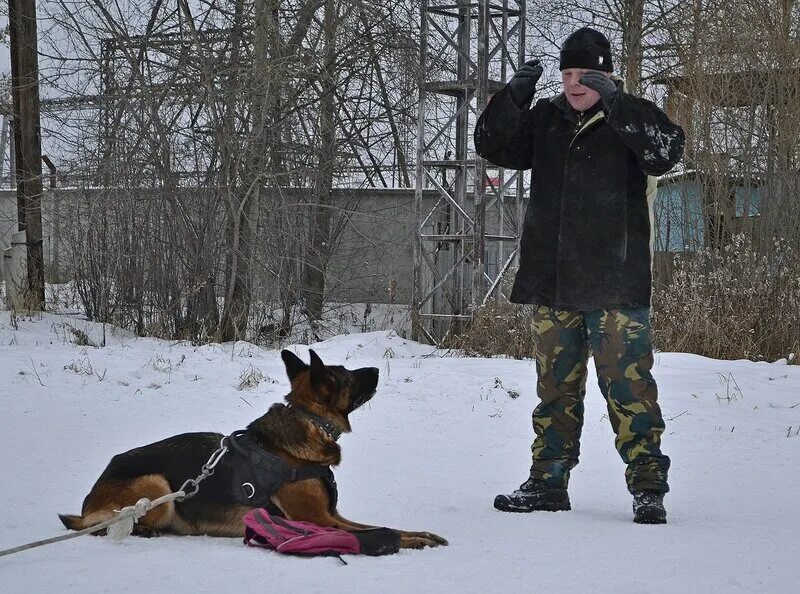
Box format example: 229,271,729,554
227,430,338,510
290,465,334,482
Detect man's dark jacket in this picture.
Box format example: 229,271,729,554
474,83,685,310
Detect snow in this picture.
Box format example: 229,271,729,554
1,311,799,593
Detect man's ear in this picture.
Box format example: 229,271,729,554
281,350,308,381
309,349,326,387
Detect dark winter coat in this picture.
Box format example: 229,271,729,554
474,83,685,310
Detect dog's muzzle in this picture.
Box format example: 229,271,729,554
348,367,379,412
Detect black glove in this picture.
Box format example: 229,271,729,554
579,72,618,111
508,59,543,107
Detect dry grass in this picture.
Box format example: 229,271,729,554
652,234,800,364
451,234,799,364
444,300,535,359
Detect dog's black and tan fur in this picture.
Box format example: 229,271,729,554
59,350,447,549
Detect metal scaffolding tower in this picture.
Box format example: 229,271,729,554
412,0,527,344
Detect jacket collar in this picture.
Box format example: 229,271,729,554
551,93,603,124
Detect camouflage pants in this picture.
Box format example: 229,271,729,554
529,306,670,493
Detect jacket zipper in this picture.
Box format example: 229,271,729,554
569,109,603,152
562,111,599,194
556,109,606,301
561,112,585,209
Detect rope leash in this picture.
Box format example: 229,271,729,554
0,492,186,557
0,436,229,559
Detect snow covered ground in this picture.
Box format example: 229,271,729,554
1,311,799,593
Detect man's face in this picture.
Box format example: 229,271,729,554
561,68,606,112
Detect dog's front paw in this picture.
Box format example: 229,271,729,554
400,531,448,549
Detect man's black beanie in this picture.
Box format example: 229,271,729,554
559,27,613,72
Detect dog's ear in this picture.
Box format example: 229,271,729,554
308,349,326,388
281,350,308,381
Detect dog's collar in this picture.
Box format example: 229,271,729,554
289,403,343,441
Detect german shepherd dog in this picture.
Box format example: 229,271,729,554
59,349,447,550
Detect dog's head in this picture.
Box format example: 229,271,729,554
281,349,379,422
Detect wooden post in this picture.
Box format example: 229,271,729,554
8,0,46,309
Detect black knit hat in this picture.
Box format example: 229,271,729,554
559,27,613,72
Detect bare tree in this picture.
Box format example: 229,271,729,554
30,0,422,341
7,0,46,308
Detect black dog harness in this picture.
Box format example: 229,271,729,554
227,430,338,510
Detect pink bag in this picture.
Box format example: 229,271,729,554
243,508,400,558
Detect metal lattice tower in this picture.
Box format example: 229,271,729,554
412,0,527,345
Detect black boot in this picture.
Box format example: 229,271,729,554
632,490,667,524
494,478,571,513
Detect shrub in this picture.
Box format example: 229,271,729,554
652,234,799,363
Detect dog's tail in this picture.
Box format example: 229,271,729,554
58,514,85,531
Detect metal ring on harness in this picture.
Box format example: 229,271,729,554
242,482,256,499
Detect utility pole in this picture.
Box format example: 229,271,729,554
8,0,46,308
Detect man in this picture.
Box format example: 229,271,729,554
474,27,684,524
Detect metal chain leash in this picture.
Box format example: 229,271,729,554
177,435,230,500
